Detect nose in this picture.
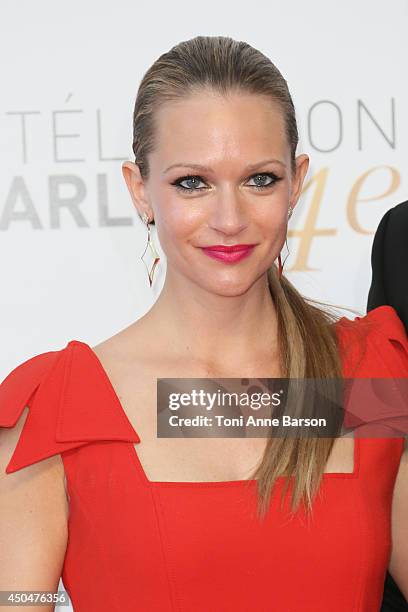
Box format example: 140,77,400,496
208,185,249,236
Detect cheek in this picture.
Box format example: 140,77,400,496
154,194,205,253
253,201,288,238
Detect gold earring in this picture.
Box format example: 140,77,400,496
140,213,160,287
278,212,292,279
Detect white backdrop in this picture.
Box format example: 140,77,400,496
1,1,407,609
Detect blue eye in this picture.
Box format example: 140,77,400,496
247,173,281,190
172,176,207,192
171,172,282,194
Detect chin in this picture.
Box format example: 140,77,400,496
202,278,254,297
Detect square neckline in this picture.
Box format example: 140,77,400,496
68,338,361,487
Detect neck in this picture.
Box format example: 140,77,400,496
141,269,279,368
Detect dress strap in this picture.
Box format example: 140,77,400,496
335,305,408,480
0,341,140,474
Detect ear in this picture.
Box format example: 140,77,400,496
289,154,309,210
122,161,153,221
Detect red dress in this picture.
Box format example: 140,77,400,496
1,305,407,612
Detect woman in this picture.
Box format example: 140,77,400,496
1,35,407,612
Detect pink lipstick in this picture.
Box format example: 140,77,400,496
200,244,256,263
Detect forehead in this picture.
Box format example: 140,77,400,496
151,91,288,169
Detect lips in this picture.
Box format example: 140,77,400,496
204,244,255,253
200,244,256,263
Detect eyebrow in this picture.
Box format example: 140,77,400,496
163,158,287,175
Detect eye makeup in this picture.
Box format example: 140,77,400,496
170,172,283,194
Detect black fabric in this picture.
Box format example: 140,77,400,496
367,200,408,329
366,199,408,612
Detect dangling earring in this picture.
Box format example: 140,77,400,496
278,205,293,280
140,212,160,287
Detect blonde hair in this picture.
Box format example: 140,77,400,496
130,35,371,519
